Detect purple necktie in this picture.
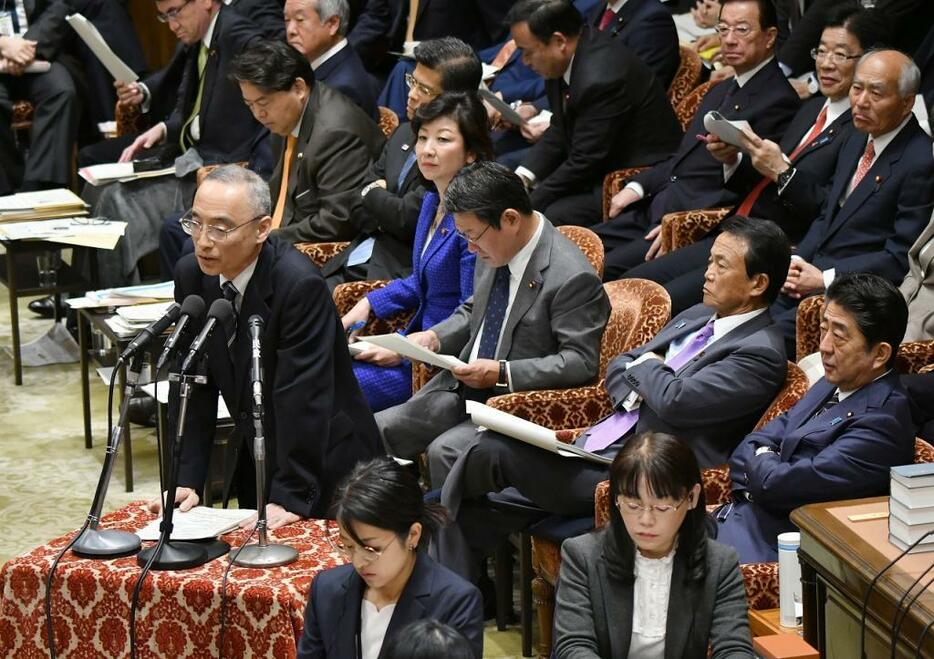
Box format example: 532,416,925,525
583,320,716,452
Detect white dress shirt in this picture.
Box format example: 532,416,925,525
629,547,677,659
359,599,395,659
219,256,258,312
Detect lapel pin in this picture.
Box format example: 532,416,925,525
830,416,843,426
401,144,410,151
529,279,541,289
734,104,741,111
846,411,853,418
440,227,448,236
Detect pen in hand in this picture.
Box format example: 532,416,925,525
345,320,366,338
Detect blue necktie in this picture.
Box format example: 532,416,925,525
397,152,417,189
476,266,510,359
222,281,238,348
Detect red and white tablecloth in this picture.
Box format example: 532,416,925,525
0,502,344,658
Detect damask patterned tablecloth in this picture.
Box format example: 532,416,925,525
0,502,344,658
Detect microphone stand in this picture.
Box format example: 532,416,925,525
136,360,227,570
230,364,298,567
71,352,145,557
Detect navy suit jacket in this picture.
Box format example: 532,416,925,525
719,372,915,563
631,59,800,228
725,95,854,243
598,304,787,467
795,115,934,282
173,238,383,518
297,553,484,658
589,0,679,89
315,43,379,120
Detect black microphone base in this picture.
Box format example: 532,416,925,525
136,539,229,570
71,528,142,558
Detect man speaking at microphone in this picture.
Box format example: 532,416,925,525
147,165,383,528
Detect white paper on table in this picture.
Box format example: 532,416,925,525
138,381,230,419
66,14,138,84
465,400,612,465
359,333,466,370
116,301,174,323
703,111,753,150
0,218,126,250
136,506,256,541
0,188,86,211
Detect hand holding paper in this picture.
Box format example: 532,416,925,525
360,332,462,370
703,111,753,151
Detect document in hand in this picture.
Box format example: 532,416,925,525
479,87,524,125
136,506,256,541
359,333,467,370
465,401,612,465
66,14,138,84
703,111,753,150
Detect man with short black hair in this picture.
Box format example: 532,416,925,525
718,273,914,563
322,37,483,287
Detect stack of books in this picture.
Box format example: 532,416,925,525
889,463,934,553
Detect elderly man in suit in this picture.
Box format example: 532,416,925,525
434,215,790,580
768,49,934,355
284,0,378,119
321,37,482,287
624,7,885,314
148,165,383,528
509,0,682,228
597,0,801,279
718,273,915,563
377,161,610,487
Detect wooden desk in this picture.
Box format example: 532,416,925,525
750,608,802,638
791,497,934,658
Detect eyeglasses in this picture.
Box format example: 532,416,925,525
179,210,266,242
328,534,393,565
156,0,193,23
810,47,862,65
454,223,492,245
616,496,688,517
404,72,440,98
714,23,757,39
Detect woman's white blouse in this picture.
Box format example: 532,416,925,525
628,548,676,658
360,599,396,659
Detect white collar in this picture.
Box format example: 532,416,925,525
822,94,851,126
310,37,348,70
734,55,773,88
291,95,310,138
837,368,892,401
506,212,545,281
607,0,629,11
710,307,767,341
562,52,576,86
202,9,220,48
219,256,258,306
864,114,913,159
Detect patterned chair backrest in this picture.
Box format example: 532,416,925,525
754,362,810,431
556,225,604,279
667,45,703,108
378,106,400,138
675,79,717,132
598,279,671,380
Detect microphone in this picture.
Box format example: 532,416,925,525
155,295,206,371
180,298,235,374
248,315,264,408
118,303,181,363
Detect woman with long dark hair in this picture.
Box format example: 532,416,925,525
297,456,483,658
554,433,753,658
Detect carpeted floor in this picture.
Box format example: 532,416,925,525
0,272,529,657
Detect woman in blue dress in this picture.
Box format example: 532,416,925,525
341,92,493,412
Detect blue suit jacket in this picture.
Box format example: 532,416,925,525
297,552,484,658
719,372,915,563
367,192,475,333
795,115,934,282
315,43,380,121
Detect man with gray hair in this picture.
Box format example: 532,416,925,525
765,48,934,356
149,165,383,528
284,0,378,118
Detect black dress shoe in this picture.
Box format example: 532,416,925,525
127,397,157,427
28,296,58,318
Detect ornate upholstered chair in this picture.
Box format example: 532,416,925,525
601,167,648,220
674,78,717,132
329,279,413,336
667,45,703,109
658,206,733,254
377,105,400,138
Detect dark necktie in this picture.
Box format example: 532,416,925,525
813,391,840,420
222,280,238,347
717,80,741,113
476,266,511,359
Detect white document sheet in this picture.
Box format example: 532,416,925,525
359,333,466,370
703,111,753,150
136,506,256,541
66,14,138,84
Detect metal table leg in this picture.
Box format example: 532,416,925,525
79,312,92,449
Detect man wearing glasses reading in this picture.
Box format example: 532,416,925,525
148,165,382,529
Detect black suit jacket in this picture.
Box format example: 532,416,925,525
163,9,267,165
590,0,679,89
314,43,379,120
524,27,681,211
323,122,427,281
173,238,383,518
795,115,934,281
631,59,801,227
386,0,510,51
726,95,854,243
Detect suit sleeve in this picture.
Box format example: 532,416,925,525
368,269,421,319
347,0,392,53
24,0,73,62
624,13,678,89
296,575,327,658
708,545,755,659
508,270,609,391
727,411,789,491
458,241,476,305
435,581,485,659
745,405,914,514
773,165,833,222
431,295,474,356
360,178,426,243
553,539,602,659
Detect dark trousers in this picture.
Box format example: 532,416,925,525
592,206,655,279
78,133,137,167
0,63,78,190
541,186,604,227
623,236,712,314
903,373,934,442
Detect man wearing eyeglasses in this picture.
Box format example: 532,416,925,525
149,165,383,528
596,0,800,281
624,7,885,314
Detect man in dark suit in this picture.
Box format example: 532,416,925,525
321,37,482,288
509,0,682,228
284,0,379,119
625,7,882,314
596,0,800,279
718,273,915,563
768,49,934,356
377,162,610,487
150,165,383,527
386,0,512,55
434,215,790,579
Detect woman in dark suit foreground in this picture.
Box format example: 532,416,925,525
297,457,483,659
554,433,754,658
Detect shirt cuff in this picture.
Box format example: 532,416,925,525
822,268,836,290
515,166,536,186
755,445,776,456
723,153,743,182
139,82,152,114
623,181,645,200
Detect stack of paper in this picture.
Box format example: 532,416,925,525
103,300,175,337
0,217,126,249
0,189,89,222
888,463,934,553
136,506,256,541
79,162,176,186
66,281,175,309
